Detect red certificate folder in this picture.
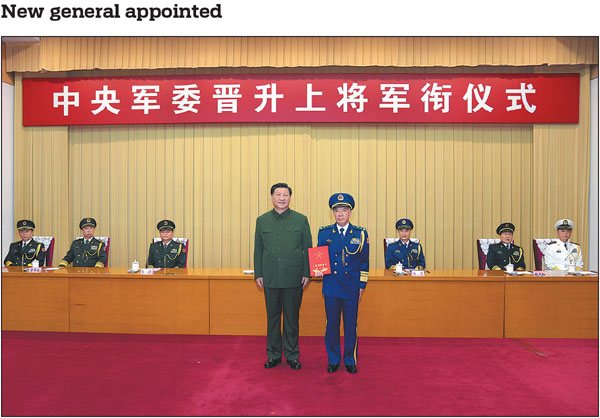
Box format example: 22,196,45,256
308,246,331,276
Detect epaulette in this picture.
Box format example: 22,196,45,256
319,225,335,231
571,242,579,246
353,225,365,231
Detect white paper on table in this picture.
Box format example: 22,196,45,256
507,271,532,276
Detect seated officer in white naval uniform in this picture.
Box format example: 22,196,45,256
544,218,584,271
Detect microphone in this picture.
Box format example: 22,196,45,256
164,254,167,269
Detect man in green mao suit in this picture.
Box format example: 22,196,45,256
254,182,312,370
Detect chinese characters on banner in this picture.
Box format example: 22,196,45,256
22,73,579,126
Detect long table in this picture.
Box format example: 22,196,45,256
2,267,597,338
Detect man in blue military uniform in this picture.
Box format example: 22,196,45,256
314,193,369,374
3,219,46,267
59,218,107,268
146,220,187,268
385,218,425,270
486,222,526,271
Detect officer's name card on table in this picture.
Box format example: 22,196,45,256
411,270,425,277
308,246,331,276
141,268,162,275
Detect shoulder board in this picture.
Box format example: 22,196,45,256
353,225,365,231
319,225,335,230
75,238,84,242
571,242,579,246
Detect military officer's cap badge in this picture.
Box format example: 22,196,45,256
16,219,35,230
555,218,574,230
396,218,414,230
158,219,176,231
329,193,355,210
79,217,97,229
496,222,515,235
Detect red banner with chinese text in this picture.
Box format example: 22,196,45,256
22,73,579,126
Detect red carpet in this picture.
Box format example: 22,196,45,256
1,331,598,416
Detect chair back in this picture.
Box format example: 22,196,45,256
532,238,555,270
476,239,502,270
34,236,55,266
383,238,420,254
75,236,110,267
153,238,189,267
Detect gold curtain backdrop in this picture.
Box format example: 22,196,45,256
5,37,598,72
9,37,594,269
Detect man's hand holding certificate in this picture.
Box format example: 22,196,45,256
308,246,331,277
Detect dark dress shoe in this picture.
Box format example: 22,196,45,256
345,365,357,374
327,364,339,373
264,358,281,368
287,359,302,370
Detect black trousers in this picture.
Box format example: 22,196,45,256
264,286,303,361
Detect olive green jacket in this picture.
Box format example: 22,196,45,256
59,237,107,267
254,208,312,288
146,240,187,268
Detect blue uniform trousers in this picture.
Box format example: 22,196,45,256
324,293,359,366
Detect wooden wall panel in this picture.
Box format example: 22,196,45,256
2,277,69,331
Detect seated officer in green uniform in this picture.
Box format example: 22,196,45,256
4,219,46,267
59,218,107,268
146,220,187,268
486,222,526,271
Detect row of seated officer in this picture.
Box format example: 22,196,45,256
477,218,584,271
3,218,187,269
384,217,585,272
5,217,584,272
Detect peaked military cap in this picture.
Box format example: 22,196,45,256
555,218,574,230
329,193,355,210
157,219,176,231
79,218,97,229
395,218,414,230
496,222,515,235
16,219,35,230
